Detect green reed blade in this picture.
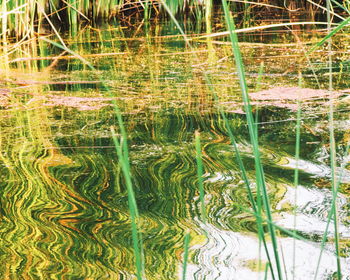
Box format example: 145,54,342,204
220,102,277,280
195,131,207,223
221,0,283,279
254,61,264,147
182,232,191,280
111,127,143,280
293,84,302,218
307,16,350,56
254,60,265,277
255,61,264,92
1,0,7,43
205,0,212,23
218,100,277,279
162,0,258,217
326,1,341,278
314,2,343,278
143,0,150,21
292,73,302,280
48,0,62,21
159,0,191,47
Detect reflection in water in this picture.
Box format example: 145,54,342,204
186,221,350,280
0,22,349,279
0,105,349,279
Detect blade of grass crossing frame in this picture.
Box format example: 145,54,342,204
254,61,264,275
292,73,302,280
111,129,144,280
221,1,283,279
220,104,276,280
307,16,350,56
254,61,264,136
326,1,341,278
195,131,207,223
182,232,191,280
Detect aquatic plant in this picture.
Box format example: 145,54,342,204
221,0,284,277
1,0,348,40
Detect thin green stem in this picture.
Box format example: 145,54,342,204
221,1,283,278
195,131,207,223
292,73,302,280
326,1,341,279
111,128,143,280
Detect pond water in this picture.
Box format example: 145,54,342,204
0,17,350,280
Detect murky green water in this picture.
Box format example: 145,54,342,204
0,19,350,279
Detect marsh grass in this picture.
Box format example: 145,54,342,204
316,2,342,279
222,2,349,279
0,0,211,38
292,74,302,279
221,0,283,278
195,130,207,223
1,0,347,41
111,127,144,280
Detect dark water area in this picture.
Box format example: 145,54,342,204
0,16,350,279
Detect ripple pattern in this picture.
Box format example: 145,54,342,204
0,107,349,279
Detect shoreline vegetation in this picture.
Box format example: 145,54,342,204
0,0,348,39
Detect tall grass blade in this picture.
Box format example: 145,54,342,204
331,0,350,13
292,73,302,280
254,61,264,275
254,61,264,142
307,16,350,55
326,1,341,278
221,0,283,278
195,131,207,223
314,2,344,278
111,127,144,280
